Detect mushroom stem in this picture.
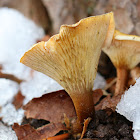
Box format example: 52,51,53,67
70,91,95,130
115,68,129,96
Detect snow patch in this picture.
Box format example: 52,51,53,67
116,78,140,140
0,79,19,107
0,103,24,126
0,8,44,80
0,122,17,140
93,73,106,90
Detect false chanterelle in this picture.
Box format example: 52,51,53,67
20,12,115,131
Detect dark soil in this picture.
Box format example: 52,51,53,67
83,109,134,140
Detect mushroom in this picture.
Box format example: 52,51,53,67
103,30,140,96
20,12,115,130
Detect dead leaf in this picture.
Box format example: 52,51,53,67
37,123,66,139
95,94,122,111
12,91,25,109
13,123,66,140
108,94,122,110
80,118,91,139
23,90,76,123
13,123,42,140
95,95,111,111
0,72,23,84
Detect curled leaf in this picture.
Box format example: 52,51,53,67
13,123,66,140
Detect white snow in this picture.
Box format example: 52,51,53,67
20,71,63,104
93,73,106,90
0,79,19,107
0,8,44,80
116,78,140,140
0,122,17,140
0,103,24,126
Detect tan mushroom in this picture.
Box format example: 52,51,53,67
103,30,140,96
20,12,115,130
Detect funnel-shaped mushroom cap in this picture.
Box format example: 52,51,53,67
103,30,140,69
20,13,114,95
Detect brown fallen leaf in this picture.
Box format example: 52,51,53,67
23,90,103,124
0,72,23,84
37,123,67,139
23,90,76,123
12,91,25,110
95,94,122,111
13,123,66,140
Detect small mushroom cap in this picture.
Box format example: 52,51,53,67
103,30,140,69
20,12,115,95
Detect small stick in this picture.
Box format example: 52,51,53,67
47,133,69,140
104,78,117,91
80,118,91,139
0,72,23,84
